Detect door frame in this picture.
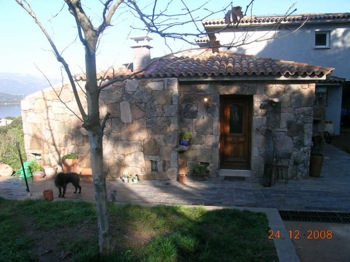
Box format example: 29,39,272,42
219,95,253,170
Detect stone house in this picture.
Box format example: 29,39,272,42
21,44,333,183
198,12,350,134
0,118,13,127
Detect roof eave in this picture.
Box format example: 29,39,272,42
178,75,329,82
203,18,350,30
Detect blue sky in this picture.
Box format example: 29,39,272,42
0,0,349,78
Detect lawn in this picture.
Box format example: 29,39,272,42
0,198,277,261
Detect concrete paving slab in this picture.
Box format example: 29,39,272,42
284,221,350,262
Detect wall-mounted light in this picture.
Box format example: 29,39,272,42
202,97,210,118
203,97,210,110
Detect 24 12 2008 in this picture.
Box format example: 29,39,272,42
268,229,333,240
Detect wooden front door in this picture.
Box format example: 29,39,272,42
220,96,252,169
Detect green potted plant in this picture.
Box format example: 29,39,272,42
179,130,192,146
29,161,45,181
62,153,79,173
310,135,324,178
192,164,209,180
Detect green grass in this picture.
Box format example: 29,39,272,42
0,198,278,261
0,198,34,261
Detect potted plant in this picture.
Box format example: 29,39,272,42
121,173,130,183
179,130,192,146
192,164,209,181
29,161,45,181
62,153,79,173
310,135,324,177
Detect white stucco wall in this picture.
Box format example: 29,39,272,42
325,85,343,135
216,23,350,80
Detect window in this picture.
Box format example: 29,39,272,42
315,30,330,48
229,104,243,134
150,160,158,172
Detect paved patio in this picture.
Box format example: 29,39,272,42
1,144,349,212
1,144,349,262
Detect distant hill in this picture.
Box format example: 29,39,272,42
0,92,24,104
0,72,59,96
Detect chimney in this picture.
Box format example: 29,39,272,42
130,36,152,72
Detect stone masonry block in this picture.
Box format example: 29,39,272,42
125,79,138,93
120,101,132,123
148,81,164,91
125,152,145,167
171,152,178,168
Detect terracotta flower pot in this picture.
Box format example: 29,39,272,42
33,171,45,181
310,154,324,178
62,159,78,173
178,174,186,183
137,174,144,182
43,189,54,201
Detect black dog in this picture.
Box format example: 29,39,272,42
54,172,81,198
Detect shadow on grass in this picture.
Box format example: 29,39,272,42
0,198,277,262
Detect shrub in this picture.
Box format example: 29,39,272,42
0,116,25,169
29,161,43,173
192,164,208,175
62,153,79,160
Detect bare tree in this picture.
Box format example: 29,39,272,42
15,0,297,255
15,0,239,254
15,0,122,254
126,0,297,52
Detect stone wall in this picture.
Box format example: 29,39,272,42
22,78,316,181
21,84,90,168
178,81,316,179
21,78,179,180
100,78,179,180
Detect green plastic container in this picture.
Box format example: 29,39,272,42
16,161,33,179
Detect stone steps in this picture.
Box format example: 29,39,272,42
219,169,251,178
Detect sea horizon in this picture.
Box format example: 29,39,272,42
0,104,21,118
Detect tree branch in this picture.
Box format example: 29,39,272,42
64,0,98,54
101,112,111,131
97,0,124,34
126,0,231,46
15,0,87,121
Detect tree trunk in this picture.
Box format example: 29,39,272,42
88,128,110,253
84,47,111,254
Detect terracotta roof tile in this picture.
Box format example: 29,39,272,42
74,65,132,81
203,12,350,27
75,49,333,81
135,49,333,79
